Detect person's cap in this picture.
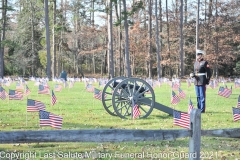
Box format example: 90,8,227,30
196,49,205,55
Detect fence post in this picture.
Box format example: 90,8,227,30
189,109,201,160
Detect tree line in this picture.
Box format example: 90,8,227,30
0,0,239,79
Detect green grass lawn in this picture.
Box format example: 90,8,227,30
0,80,239,160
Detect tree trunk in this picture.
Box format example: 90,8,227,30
30,1,35,76
183,0,187,75
108,0,114,78
114,0,122,77
214,0,219,78
44,0,52,79
166,0,172,77
52,0,56,78
159,0,163,77
155,0,161,79
196,0,200,56
148,0,152,78
0,0,7,78
179,0,184,77
123,0,131,77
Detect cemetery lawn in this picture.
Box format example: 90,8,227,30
0,81,239,159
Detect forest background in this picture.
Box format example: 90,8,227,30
0,0,239,79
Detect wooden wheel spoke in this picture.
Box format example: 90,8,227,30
105,91,113,95
104,98,113,101
116,102,128,111
138,104,148,114
123,104,131,116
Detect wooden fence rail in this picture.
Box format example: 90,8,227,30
0,109,240,160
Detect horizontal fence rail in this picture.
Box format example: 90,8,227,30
0,129,191,144
201,128,240,138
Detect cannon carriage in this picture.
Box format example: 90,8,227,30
101,77,173,119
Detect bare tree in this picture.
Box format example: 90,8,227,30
44,0,52,79
155,0,161,79
107,0,114,78
52,0,57,78
123,0,131,77
148,0,152,78
196,0,200,55
0,0,7,78
179,0,184,77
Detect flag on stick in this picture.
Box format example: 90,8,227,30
86,83,94,92
188,98,194,114
38,84,50,94
237,95,240,108
51,90,57,106
232,107,240,122
16,82,24,91
178,88,186,99
93,88,106,100
27,99,46,112
171,91,180,105
0,86,8,100
25,85,31,96
54,84,62,92
173,110,190,129
132,102,141,119
9,89,23,100
39,110,63,129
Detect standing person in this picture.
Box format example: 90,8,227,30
60,70,67,81
190,49,212,113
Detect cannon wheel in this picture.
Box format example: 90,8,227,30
112,78,155,119
102,77,126,116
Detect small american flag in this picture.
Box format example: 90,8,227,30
93,88,105,100
0,86,8,100
172,82,179,90
38,84,50,94
16,82,24,91
98,80,105,88
219,86,232,98
237,95,240,107
208,80,214,89
188,98,194,114
39,110,51,126
232,107,240,122
27,99,46,112
173,110,190,129
51,90,57,106
39,110,63,129
178,88,186,99
234,82,240,89
54,84,62,92
86,83,94,92
171,91,180,105
25,85,31,96
9,89,23,100
50,113,63,129
3,80,10,87
217,87,224,96
132,103,141,119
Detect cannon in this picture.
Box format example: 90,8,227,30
101,77,173,119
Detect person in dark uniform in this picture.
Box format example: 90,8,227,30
60,70,67,81
190,49,212,113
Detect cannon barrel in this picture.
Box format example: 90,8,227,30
113,81,147,93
